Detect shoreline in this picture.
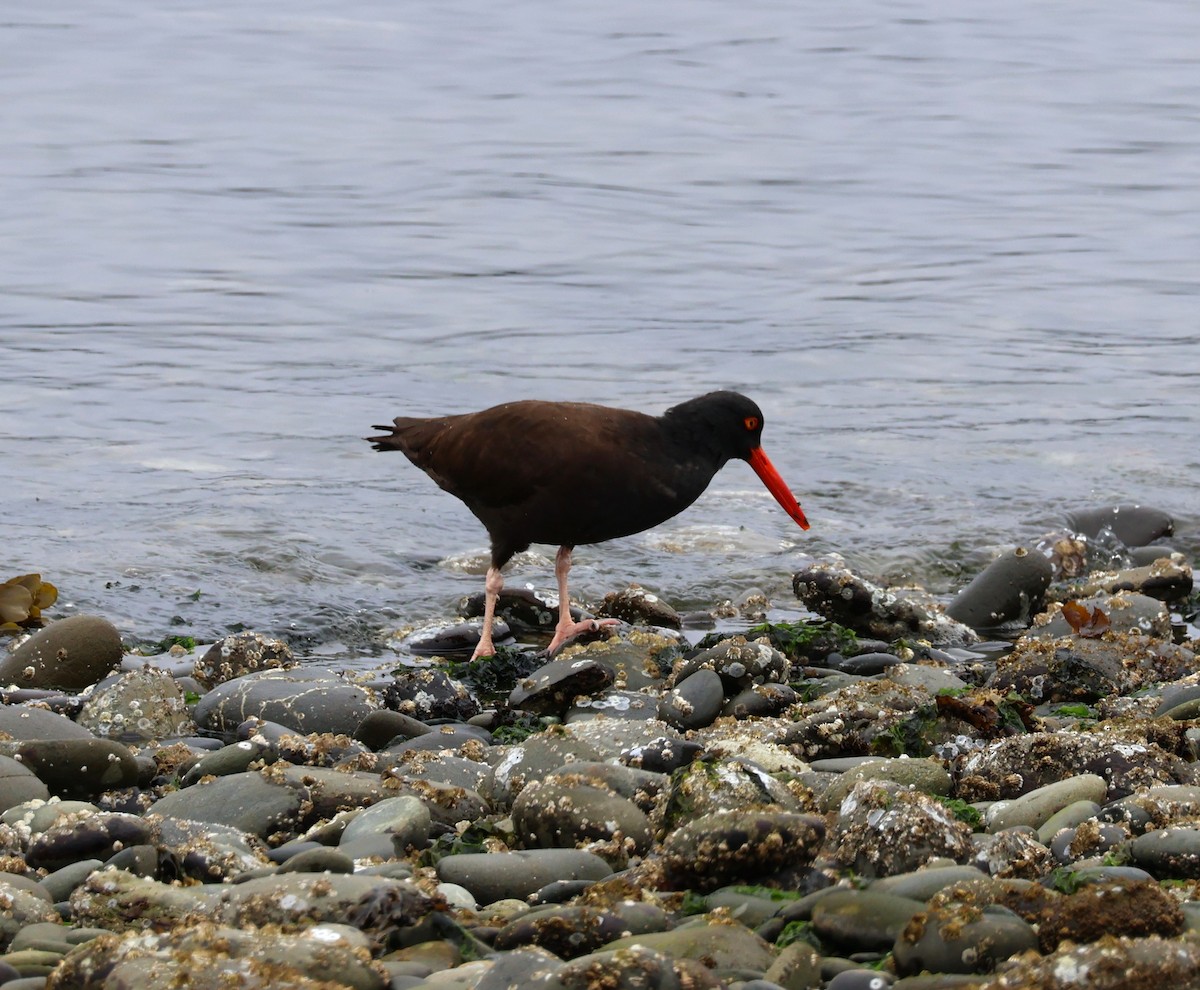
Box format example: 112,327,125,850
0,504,1198,988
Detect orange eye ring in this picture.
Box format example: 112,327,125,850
743,416,760,431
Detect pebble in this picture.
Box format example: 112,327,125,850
0,519,1194,988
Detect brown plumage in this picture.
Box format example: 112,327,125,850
367,391,808,658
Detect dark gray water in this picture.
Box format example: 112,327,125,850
5,2,1198,656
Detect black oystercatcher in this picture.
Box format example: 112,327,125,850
367,391,809,659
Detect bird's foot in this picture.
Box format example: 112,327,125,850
469,637,497,662
545,617,620,656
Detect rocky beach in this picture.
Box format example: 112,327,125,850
0,503,1198,989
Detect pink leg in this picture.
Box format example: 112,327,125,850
545,546,619,655
470,565,504,660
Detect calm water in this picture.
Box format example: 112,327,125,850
4,2,1198,656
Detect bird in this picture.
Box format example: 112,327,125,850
367,390,809,660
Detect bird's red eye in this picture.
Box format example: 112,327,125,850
743,416,760,431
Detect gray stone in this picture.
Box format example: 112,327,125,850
337,795,431,859
77,668,195,740
192,665,378,736
4,739,140,800
436,849,613,905
819,757,952,813
985,774,1108,833
946,547,1053,630
658,668,724,730
0,754,50,812
894,902,1039,976
0,615,123,690
148,770,307,837
811,889,925,952
512,777,652,856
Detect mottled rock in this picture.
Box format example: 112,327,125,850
192,666,378,736
48,922,386,990
77,668,195,740
192,631,294,689
0,879,63,950
384,667,479,721
661,809,825,891
596,584,682,630
793,560,977,646
512,777,652,857
832,781,974,878
895,901,1038,976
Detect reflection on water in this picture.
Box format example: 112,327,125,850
4,1,1198,654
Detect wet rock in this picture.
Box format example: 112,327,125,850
512,776,653,858
721,682,797,719
403,617,514,656
894,901,1039,976
0,755,50,812
621,735,703,773
26,812,152,871
811,889,925,953
675,636,791,689
0,615,123,690
353,709,432,749
988,632,1193,702
77,668,196,741
192,665,378,736
832,781,975,878
1129,826,1200,878
435,849,613,905
0,704,94,740
383,667,479,722
596,584,682,629
957,732,1194,802
155,818,271,882
1038,879,1183,950
148,769,308,837
970,935,1200,989
508,653,615,716
793,560,977,646
946,547,1053,630
191,630,295,689
662,757,807,830
4,739,140,799
985,774,1108,833
602,921,775,977
493,901,671,959
1065,503,1174,546
660,809,825,891
658,668,724,730
567,688,661,722
1069,555,1193,603
49,922,387,990
871,865,992,902
1031,593,1171,640
336,795,432,859
485,730,603,806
